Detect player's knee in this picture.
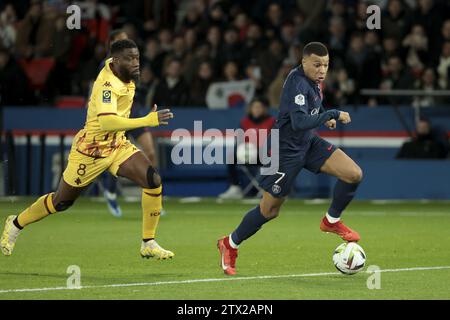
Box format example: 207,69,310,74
347,166,363,184
260,204,281,220
146,166,161,189
54,200,75,212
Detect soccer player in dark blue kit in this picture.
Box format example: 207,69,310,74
218,42,362,275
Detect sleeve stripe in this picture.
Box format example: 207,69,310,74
97,113,117,117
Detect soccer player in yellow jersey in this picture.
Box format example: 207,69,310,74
1,39,175,260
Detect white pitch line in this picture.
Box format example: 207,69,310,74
0,266,449,294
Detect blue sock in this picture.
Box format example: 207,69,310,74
104,174,117,194
328,180,360,218
231,206,269,245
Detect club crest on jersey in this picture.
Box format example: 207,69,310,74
310,108,319,115
272,184,281,194
102,90,111,103
294,94,305,106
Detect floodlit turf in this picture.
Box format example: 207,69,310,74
0,197,449,300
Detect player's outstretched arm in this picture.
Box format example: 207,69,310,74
98,104,173,131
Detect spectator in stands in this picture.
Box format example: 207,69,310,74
245,59,264,97
135,64,158,108
380,55,414,105
241,23,266,66
79,42,107,94
2,0,450,108
153,58,190,107
295,0,326,40
122,23,143,49
183,41,211,83
326,16,347,68
0,4,17,52
413,68,440,107
412,0,447,61
325,0,349,22
233,12,250,41
257,38,285,86
381,0,411,42
158,28,173,53
331,68,356,106
43,14,73,100
164,34,187,68
188,60,214,107
0,49,32,106
142,37,166,79
436,41,450,89
345,32,367,97
218,27,244,68
199,2,228,32
218,97,276,199
264,3,283,40
430,18,450,64
402,24,428,75
268,59,295,109
397,117,448,159
352,1,370,33
380,37,404,81
280,21,297,48
206,25,222,73
360,31,383,102
222,60,241,82
15,0,55,58
180,2,202,31
183,28,198,54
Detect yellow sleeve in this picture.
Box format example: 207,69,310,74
96,87,118,116
98,113,160,131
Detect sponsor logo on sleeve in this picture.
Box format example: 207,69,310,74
294,94,305,106
102,90,111,103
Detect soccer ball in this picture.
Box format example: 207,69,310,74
236,142,258,164
333,242,366,275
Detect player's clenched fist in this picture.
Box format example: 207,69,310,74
325,119,337,130
338,111,351,124
146,104,174,126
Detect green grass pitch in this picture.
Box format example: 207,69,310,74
0,197,449,300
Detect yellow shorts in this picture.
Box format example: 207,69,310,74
63,138,140,188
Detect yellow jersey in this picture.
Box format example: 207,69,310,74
75,58,136,158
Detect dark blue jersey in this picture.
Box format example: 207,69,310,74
272,66,340,156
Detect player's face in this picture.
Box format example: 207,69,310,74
117,48,140,82
303,54,329,83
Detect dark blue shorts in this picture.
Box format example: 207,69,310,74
127,105,150,140
258,135,337,198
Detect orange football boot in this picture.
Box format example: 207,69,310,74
217,236,238,275
320,217,361,242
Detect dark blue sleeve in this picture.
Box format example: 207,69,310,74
291,110,341,131
283,75,340,131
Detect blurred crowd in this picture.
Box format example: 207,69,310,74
1,0,450,108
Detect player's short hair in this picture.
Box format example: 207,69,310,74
110,39,137,56
303,42,328,57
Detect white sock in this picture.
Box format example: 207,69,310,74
228,234,239,249
326,212,340,224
